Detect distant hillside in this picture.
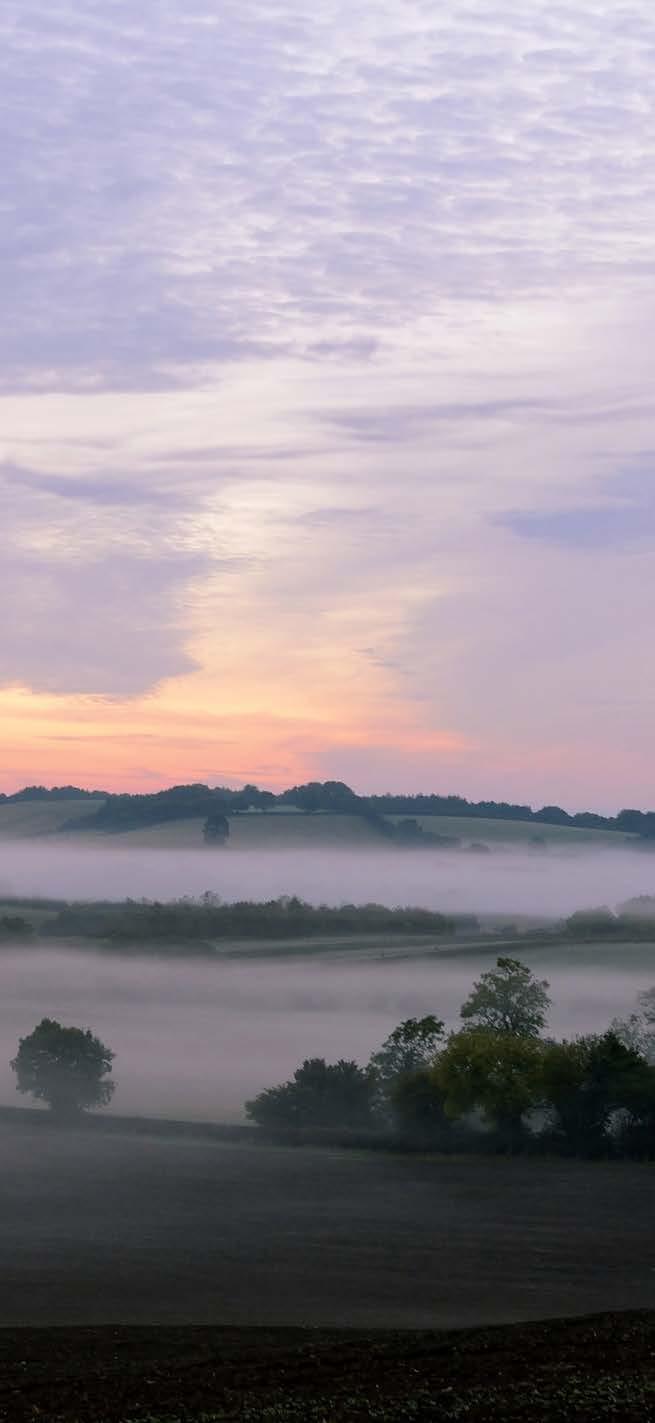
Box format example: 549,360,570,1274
0,799,101,840
0,779,649,846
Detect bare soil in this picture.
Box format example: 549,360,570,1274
0,1313,654,1420
1,1120,655,1418
1,1120,654,1330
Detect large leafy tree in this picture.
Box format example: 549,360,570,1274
368,1015,445,1116
610,985,655,1064
435,1028,544,1149
391,1067,451,1146
460,956,550,1038
11,1018,115,1116
540,1032,655,1155
246,1057,375,1130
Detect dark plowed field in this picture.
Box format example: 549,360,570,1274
1,1313,655,1420
1,1118,654,1330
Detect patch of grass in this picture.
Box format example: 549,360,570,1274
0,799,100,839
388,814,635,847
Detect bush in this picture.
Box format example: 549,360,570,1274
246,1058,375,1130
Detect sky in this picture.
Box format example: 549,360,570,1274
1,0,654,809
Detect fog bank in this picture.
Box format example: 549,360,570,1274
1,842,655,917
0,948,654,1121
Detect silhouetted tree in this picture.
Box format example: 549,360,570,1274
391,1067,452,1146
0,915,33,939
203,811,230,844
540,1032,655,1155
460,957,550,1037
368,1015,444,1117
246,1057,374,1129
436,1029,544,1150
565,907,617,937
11,1019,115,1117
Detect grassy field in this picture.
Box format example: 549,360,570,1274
389,813,636,847
0,799,638,848
83,812,384,850
1,1119,654,1330
0,800,99,840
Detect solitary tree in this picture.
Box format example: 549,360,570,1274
460,956,550,1037
203,811,230,844
11,1019,115,1117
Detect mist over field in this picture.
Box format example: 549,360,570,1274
0,946,654,1122
1,841,655,918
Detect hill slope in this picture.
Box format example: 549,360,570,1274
0,799,638,849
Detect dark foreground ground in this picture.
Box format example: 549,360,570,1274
1,1118,655,1329
2,1120,655,1419
1,1313,655,1420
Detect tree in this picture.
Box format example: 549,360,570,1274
391,1067,452,1146
639,986,655,1024
435,1029,544,1150
203,811,230,844
0,915,33,939
610,986,655,1065
246,1058,375,1130
539,1032,655,1155
368,1016,445,1118
610,1011,655,1063
460,956,550,1037
564,908,617,938
11,1019,115,1116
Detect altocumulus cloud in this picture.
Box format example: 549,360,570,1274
1,0,655,796
0,0,653,391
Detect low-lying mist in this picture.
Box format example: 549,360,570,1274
1,947,654,1122
2,841,655,1122
1,841,655,916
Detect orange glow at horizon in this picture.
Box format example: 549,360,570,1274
0,677,469,795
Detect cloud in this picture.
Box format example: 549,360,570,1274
318,399,554,443
0,550,207,695
1,0,655,804
1,0,654,392
0,460,216,695
496,463,655,549
496,505,652,549
2,463,184,508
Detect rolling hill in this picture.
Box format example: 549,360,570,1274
0,796,638,850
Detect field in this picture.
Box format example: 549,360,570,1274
1,1119,654,1330
2,1312,655,1421
88,812,384,850
0,800,99,840
388,813,635,847
0,799,638,849
1,1119,654,1419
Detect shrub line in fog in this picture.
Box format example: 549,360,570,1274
10,953,655,1162
5,894,655,952
247,958,655,1160
2,894,470,946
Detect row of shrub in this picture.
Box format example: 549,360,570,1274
9,957,655,1160
36,895,465,944
246,958,655,1158
8,894,655,949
